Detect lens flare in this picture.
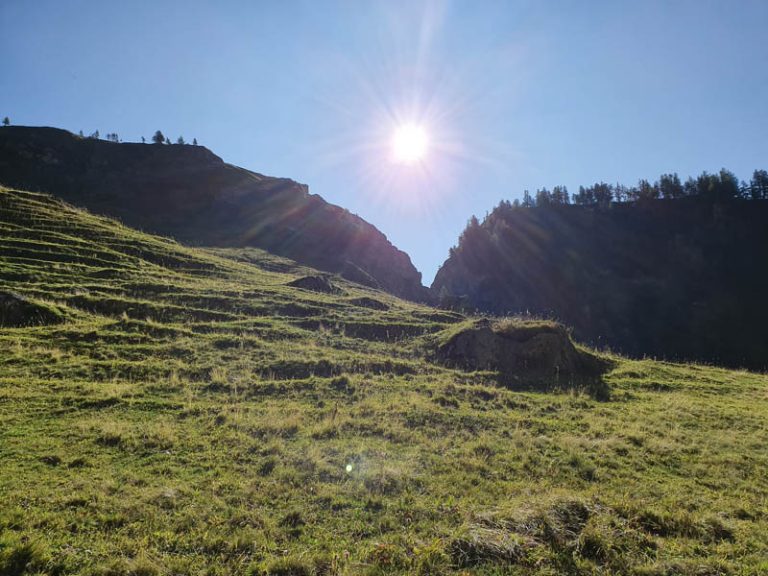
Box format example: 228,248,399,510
391,124,428,164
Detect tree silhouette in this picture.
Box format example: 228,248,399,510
636,179,659,202
152,130,165,144
193,138,198,146
521,190,534,208
717,169,740,201
659,173,684,199
502,166,765,216
2,117,9,126
552,185,570,205
750,170,768,200
535,188,552,207
176,136,185,145
593,182,613,207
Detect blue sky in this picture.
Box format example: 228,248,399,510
2,0,767,283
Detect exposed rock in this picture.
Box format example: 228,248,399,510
433,318,609,395
0,291,65,327
348,297,389,311
338,261,380,289
0,126,427,301
287,275,341,294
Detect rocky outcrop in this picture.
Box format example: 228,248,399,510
348,297,389,311
0,291,65,327
0,126,427,301
287,275,341,294
432,318,609,395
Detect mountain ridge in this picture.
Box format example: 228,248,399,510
0,125,429,302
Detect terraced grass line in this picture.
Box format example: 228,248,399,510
0,186,767,575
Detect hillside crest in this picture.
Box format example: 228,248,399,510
0,125,428,301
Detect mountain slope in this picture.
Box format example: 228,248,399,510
433,200,768,369
0,126,427,301
1,186,768,574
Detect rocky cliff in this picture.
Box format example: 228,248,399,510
0,126,427,301
433,200,768,369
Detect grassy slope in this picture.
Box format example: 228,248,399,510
0,187,766,576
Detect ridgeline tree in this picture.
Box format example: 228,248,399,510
750,169,768,200
493,167,766,211
152,130,165,144
659,173,684,199
521,190,534,208
2,117,9,126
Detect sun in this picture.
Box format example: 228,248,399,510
391,124,428,164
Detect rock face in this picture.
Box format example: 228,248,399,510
0,291,64,327
433,319,609,394
0,126,427,301
433,201,768,369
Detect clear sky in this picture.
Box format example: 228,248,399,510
2,0,767,284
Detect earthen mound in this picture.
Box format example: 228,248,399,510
287,275,342,294
0,291,65,327
433,318,610,396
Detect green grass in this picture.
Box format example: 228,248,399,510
1,186,767,575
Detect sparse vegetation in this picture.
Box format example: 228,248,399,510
1,186,767,574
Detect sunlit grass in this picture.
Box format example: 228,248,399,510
0,187,767,575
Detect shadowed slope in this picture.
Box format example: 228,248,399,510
0,126,428,301
433,201,768,369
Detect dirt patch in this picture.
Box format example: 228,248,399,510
0,291,65,327
287,275,342,294
432,318,610,395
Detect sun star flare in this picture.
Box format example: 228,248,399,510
391,124,429,164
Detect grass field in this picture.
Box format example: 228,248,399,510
1,187,767,575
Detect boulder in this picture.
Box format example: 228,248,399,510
433,318,610,395
287,275,342,294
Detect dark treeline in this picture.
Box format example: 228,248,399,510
510,168,768,209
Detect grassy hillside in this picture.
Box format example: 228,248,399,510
1,186,767,575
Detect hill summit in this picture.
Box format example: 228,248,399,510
0,126,428,301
